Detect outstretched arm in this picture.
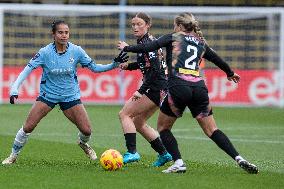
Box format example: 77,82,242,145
10,65,34,104
85,51,129,73
86,61,116,72
203,46,240,83
118,33,172,53
227,73,240,83
126,62,139,70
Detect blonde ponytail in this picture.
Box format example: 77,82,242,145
175,13,206,43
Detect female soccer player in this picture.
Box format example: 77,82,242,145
2,20,128,165
118,12,172,166
118,13,258,174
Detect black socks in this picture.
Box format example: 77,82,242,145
124,133,136,154
160,129,181,161
150,137,167,155
210,129,239,159
157,129,239,162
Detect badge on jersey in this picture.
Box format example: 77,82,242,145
32,53,40,60
69,57,74,64
148,52,156,59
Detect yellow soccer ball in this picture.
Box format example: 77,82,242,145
100,149,123,171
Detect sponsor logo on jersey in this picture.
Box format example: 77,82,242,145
51,67,73,75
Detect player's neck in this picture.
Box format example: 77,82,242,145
55,43,67,53
137,32,148,40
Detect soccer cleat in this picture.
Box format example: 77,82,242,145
153,152,172,167
123,152,141,164
2,154,17,165
78,141,97,160
238,160,259,174
162,163,187,173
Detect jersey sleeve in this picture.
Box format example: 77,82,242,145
10,65,33,96
28,49,45,69
203,45,234,77
126,62,139,70
123,33,173,53
77,46,117,72
77,46,93,67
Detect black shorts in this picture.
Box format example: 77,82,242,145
138,86,165,107
160,85,212,118
36,96,82,111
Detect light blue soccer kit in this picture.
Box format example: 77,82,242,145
3,42,122,164
10,42,118,103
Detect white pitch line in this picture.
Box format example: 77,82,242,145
172,127,284,132
174,135,284,144
1,132,283,144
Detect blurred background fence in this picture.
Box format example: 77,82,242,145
0,2,283,107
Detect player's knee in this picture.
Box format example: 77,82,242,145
118,109,132,120
118,109,125,120
118,110,122,120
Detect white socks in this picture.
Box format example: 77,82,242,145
11,127,30,156
78,132,91,144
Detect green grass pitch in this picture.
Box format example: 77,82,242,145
0,104,283,189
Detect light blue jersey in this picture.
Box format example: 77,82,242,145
11,42,119,103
